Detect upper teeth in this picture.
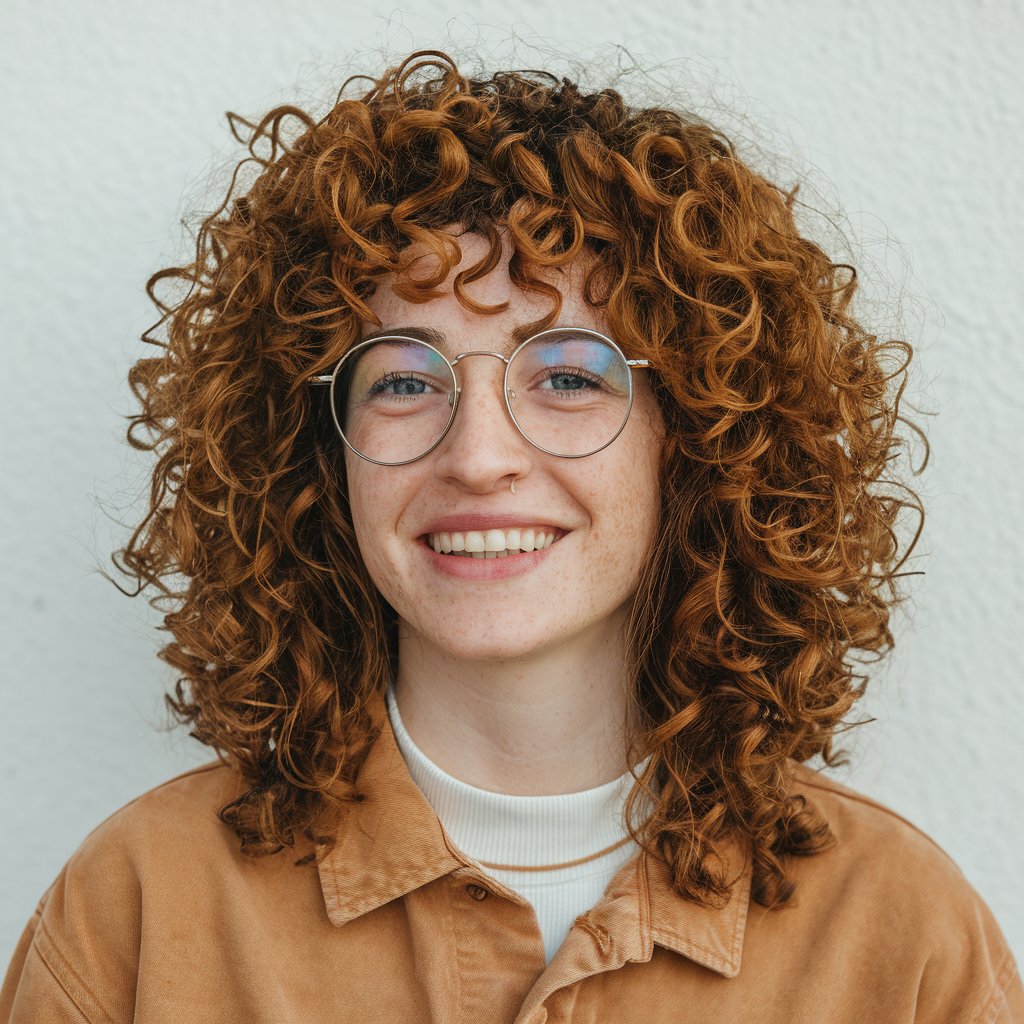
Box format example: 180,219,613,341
427,528,558,556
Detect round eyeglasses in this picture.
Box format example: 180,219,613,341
305,327,651,466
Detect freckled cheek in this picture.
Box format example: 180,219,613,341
351,520,387,591
353,531,417,617
606,455,662,580
346,474,408,599
597,447,661,526
570,474,658,600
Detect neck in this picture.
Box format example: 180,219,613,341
393,609,637,795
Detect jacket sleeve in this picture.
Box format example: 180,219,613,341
1,819,142,1024
978,949,1024,1023
914,884,1024,1024
0,887,95,1023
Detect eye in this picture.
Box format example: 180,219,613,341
538,367,605,393
368,372,434,398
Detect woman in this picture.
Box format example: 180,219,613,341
2,49,1019,1023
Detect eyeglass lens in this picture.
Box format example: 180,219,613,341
331,331,632,463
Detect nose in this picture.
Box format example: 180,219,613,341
429,354,533,493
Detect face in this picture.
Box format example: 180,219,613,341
343,232,665,664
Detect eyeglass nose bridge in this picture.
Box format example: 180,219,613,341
440,348,520,423
449,350,511,366
446,350,512,397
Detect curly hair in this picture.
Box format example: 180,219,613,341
116,49,924,909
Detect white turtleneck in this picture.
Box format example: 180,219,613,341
384,681,653,965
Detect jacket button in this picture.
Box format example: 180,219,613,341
465,883,488,901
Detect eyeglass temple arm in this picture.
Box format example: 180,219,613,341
303,359,650,385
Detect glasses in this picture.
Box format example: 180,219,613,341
305,327,651,465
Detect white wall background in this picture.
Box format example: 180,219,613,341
2,0,1021,970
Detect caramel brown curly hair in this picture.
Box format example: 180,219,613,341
116,49,924,909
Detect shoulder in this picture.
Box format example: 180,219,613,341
69,760,243,867
785,759,959,866
39,758,247,926
48,760,246,905
777,761,1022,1022
783,758,988,910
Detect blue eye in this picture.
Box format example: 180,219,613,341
369,373,432,397
540,367,604,393
548,373,588,391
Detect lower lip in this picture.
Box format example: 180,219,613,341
419,536,564,579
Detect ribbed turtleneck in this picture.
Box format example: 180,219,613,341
384,681,653,965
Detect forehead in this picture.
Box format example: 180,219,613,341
360,232,604,357
359,323,540,356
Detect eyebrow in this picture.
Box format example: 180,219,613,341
361,324,540,355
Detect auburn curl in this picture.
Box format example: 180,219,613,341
116,49,925,909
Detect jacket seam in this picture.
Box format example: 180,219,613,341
27,946,91,1023
33,916,113,1024
970,946,1020,1024
62,761,230,871
793,770,961,866
443,875,465,1019
635,853,651,959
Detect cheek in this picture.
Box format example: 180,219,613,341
618,411,664,515
345,459,393,576
576,439,662,574
632,408,666,532
602,431,664,571
344,457,423,607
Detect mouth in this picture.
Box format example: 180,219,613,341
420,526,566,558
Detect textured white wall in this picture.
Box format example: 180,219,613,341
2,0,1021,969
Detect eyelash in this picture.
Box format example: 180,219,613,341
368,372,433,397
541,366,604,390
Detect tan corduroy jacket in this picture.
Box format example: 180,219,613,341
3,688,1021,1023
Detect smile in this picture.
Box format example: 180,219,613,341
424,527,562,558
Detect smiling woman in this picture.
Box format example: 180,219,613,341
338,238,665,704
1,49,1021,1024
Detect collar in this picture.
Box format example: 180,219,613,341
317,688,751,978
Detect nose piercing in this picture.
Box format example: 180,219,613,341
510,478,517,495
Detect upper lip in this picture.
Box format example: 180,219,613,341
419,512,568,536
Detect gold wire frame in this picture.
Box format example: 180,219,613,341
305,326,650,465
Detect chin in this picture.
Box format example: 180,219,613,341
421,626,562,664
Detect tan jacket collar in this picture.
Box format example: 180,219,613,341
317,689,752,978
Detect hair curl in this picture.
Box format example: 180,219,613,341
116,49,924,908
